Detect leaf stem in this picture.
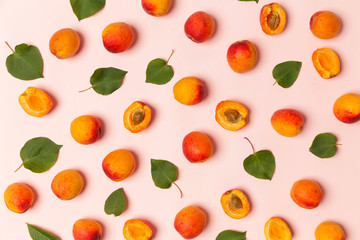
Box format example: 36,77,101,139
79,86,93,93
244,137,255,154
14,163,23,172
166,49,175,64
172,182,183,198
5,41,15,53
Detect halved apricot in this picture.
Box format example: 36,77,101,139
264,217,292,240
215,100,248,131
220,189,250,219
18,87,53,117
260,3,287,35
312,48,340,79
123,101,152,133
123,219,152,240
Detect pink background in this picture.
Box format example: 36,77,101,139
1,0,359,239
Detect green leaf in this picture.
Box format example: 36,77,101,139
104,188,126,217
273,61,302,88
70,0,105,20
238,0,258,3
310,133,338,158
27,223,60,240
145,50,174,85
20,137,62,173
216,230,246,240
6,43,44,80
85,67,127,95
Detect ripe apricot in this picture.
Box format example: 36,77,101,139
215,100,249,131
315,221,345,240
290,179,323,209
220,189,250,219
264,217,292,240
184,11,215,43
182,131,213,163
49,28,80,59
18,87,53,117
123,219,152,240
310,11,342,39
102,149,136,181
4,183,34,213
227,40,257,73
141,0,172,17
174,205,207,239
333,93,360,123
123,101,152,133
260,3,287,35
271,109,304,137
73,219,102,240
70,115,102,144
102,22,134,53
312,48,340,79
51,169,84,200
173,77,205,105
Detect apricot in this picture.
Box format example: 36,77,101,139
123,219,153,240
70,115,102,144
173,77,205,105
182,131,213,163
215,100,249,131
260,3,287,35
312,48,340,79
73,219,102,240
220,189,250,219
184,11,215,43
290,179,323,209
102,22,134,53
51,169,84,200
264,217,292,240
174,205,207,239
49,28,80,59
333,93,360,123
123,101,152,133
18,87,53,117
102,149,136,181
141,0,172,17
315,221,345,240
227,40,257,73
4,183,34,213
271,109,304,137
310,11,341,39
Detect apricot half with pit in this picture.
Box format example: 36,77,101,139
220,189,250,219
123,101,152,133
215,100,248,131
312,48,340,79
260,3,287,35
123,219,152,240
264,217,292,240
19,87,53,117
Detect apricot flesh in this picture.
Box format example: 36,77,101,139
173,77,205,105
141,0,172,17
312,48,340,79
260,3,287,35
310,11,341,39
51,169,84,200
220,189,250,219
290,179,323,209
184,11,215,43
73,219,102,240
70,115,102,144
123,101,152,133
264,217,292,240
49,28,80,59
315,221,345,240
4,183,34,213
182,131,213,163
18,87,53,117
215,100,249,131
102,22,134,53
123,219,152,240
333,93,360,123
102,149,136,181
271,109,304,137
227,40,257,73
174,205,207,239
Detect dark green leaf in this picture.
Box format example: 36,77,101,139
27,223,60,240
151,159,177,188
70,0,105,20
20,137,62,173
6,43,43,80
244,150,275,180
238,0,258,3
88,67,127,95
216,230,246,240
273,61,302,88
104,188,126,217
145,58,174,85
310,133,338,158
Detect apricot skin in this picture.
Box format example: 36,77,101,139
51,169,84,200
264,217,292,240
271,109,304,137
260,3,287,35
49,28,80,59
215,100,249,131
315,221,345,240
220,189,250,219
312,48,340,79
184,11,215,43
102,22,134,53
333,93,360,123
290,179,323,209
102,149,136,181
123,219,153,240
70,115,102,144
174,205,207,239
73,219,102,240
173,77,205,105
141,0,172,17
227,40,257,73
310,11,341,39
4,183,34,213
182,131,213,163
18,87,53,117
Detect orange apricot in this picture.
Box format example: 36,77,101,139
73,219,102,240
333,93,360,123
123,219,152,240
315,221,345,240
215,100,249,131
310,11,342,39
184,11,215,43
227,40,257,73
264,217,292,240
312,48,340,79
123,101,152,133
271,109,304,137
18,87,53,117
102,22,134,53
290,179,323,209
51,169,84,200
70,115,102,144
173,77,205,105
182,131,213,163
260,3,287,35
141,0,172,17
49,28,80,59
102,149,136,181
220,189,250,219
4,183,34,213
174,205,207,239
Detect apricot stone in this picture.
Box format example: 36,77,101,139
174,205,207,239
260,3,287,35
215,100,249,131
264,217,292,240
173,77,205,105
73,219,102,240
227,40,257,73
220,189,250,219
123,101,152,133
49,28,80,59
310,11,341,39
51,169,84,200
184,11,215,43
102,22,134,53
290,179,323,209
4,183,34,213
271,109,304,137
312,48,340,79
182,131,213,163
333,93,360,123
70,115,102,144
102,149,136,181
123,219,153,240
141,0,172,17
315,221,345,240
18,87,53,117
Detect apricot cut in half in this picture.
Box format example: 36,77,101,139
260,3,287,35
312,48,340,79
123,219,152,240
215,100,248,131
220,189,250,219
264,217,292,240
19,87,53,117
123,101,152,133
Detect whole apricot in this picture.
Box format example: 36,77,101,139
182,131,213,163
51,169,84,200
260,3,287,35
70,115,102,144
4,183,34,213
73,219,102,240
264,217,292,240
220,189,250,219
310,11,341,39
215,100,249,131
102,149,136,181
333,93,360,123
271,108,304,137
49,28,80,59
312,48,340,79
174,205,207,239
184,11,215,43
227,40,257,73
102,22,134,53
123,101,152,133
290,179,323,209
142,0,172,17
315,221,345,240
18,87,53,117
123,219,153,240
173,77,205,105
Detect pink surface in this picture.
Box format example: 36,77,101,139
1,0,359,239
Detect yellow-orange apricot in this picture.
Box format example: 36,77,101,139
182,131,213,163
173,77,205,105
184,11,215,43
123,101,152,133
290,179,323,209
227,40,257,73
51,169,84,200
18,87,53,117
271,109,304,137
174,205,207,239
333,93,360,123
141,0,172,17
315,221,345,240
70,115,102,144
49,28,80,59
260,3,287,35
310,11,342,39
215,100,249,131
4,183,34,213
102,149,136,181
220,189,250,219
102,22,134,53
312,48,340,79
264,217,292,240
73,219,102,240
123,219,153,240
